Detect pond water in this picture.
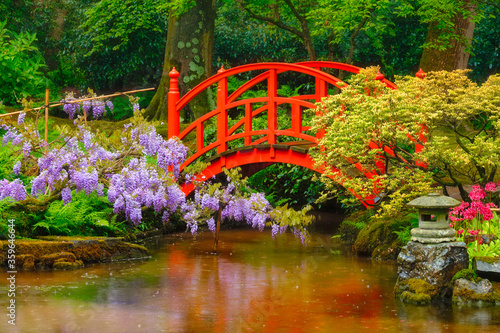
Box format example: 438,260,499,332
1,221,500,332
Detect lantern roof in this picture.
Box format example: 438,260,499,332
407,193,461,209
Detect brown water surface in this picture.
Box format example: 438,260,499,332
1,228,500,332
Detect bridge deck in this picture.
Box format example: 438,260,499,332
203,141,315,164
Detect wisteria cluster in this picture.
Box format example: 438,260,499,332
182,181,274,235
30,131,115,199
0,179,27,201
0,103,312,245
183,170,309,245
107,157,185,225
137,125,188,177
61,92,112,120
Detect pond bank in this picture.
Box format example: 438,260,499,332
0,236,149,270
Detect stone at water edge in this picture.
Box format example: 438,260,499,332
473,257,500,282
395,241,469,301
452,278,500,306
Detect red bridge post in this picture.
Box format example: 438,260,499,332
217,67,228,155
268,69,277,153
168,68,180,139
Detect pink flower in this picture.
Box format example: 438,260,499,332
469,185,486,201
468,229,479,236
478,237,483,245
485,182,497,192
457,229,464,235
449,223,454,228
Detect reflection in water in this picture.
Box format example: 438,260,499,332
1,229,500,332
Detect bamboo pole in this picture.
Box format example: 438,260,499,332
0,87,155,118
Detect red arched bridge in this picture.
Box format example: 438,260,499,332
167,61,425,206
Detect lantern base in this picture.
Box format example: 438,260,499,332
411,227,456,244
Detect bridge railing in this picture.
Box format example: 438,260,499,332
167,62,397,169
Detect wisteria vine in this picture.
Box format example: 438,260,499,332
0,100,313,244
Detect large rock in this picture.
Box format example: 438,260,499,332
473,257,500,282
453,278,500,306
395,241,468,301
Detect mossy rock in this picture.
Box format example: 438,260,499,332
17,254,35,271
40,252,77,268
452,269,479,283
401,290,432,305
452,279,500,306
395,278,436,305
338,219,365,245
53,260,84,270
0,237,149,271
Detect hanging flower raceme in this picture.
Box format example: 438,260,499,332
184,169,312,245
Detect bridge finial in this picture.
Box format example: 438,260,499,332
169,67,180,92
415,68,426,79
375,70,385,81
169,67,180,78
218,66,225,74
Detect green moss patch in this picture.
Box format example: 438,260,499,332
395,278,437,305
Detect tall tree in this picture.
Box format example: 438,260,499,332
418,0,479,71
146,0,216,122
237,0,318,60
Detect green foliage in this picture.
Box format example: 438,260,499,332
0,20,46,105
467,239,500,259
311,67,500,221
310,67,434,220
102,91,155,121
248,164,325,207
0,198,14,239
392,212,419,244
214,4,307,65
32,191,122,237
337,210,373,244
469,4,500,83
452,268,478,282
70,0,167,90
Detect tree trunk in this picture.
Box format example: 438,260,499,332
419,3,476,71
145,0,216,122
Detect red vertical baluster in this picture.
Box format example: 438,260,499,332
314,67,327,102
268,68,277,149
197,123,204,152
168,67,180,139
314,67,327,139
291,103,302,134
245,103,252,146
217,66,228,155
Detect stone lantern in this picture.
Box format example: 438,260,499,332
407,192,461,244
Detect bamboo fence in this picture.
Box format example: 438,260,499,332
0,87,155,153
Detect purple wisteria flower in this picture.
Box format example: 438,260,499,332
271,224,279,239
13,161,21,175
107,157,186,225
0,179,27,201
17,112,26,125
61,187,72,205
